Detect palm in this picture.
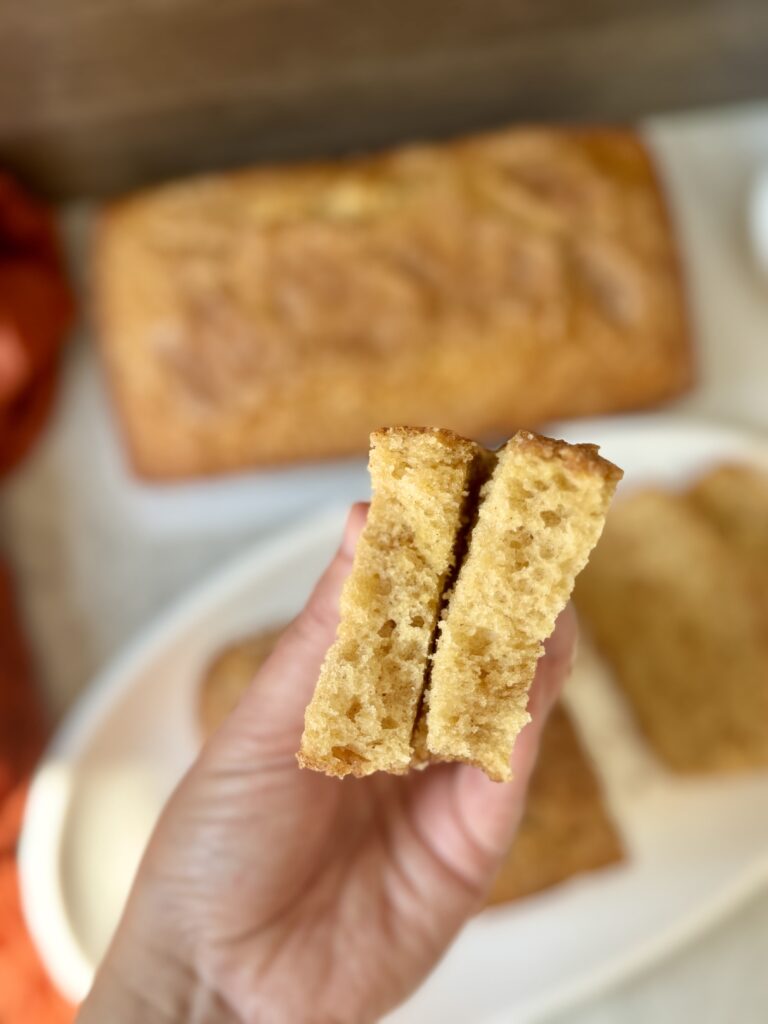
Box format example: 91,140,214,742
113,508,572,1024
146,736,510,1024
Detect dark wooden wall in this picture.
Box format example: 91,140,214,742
1,0,767,198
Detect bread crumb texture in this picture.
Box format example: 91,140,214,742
299,427,620,780
426,432,621,780
298,427,481,777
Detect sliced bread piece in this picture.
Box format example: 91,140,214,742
198,628,283,738
298,427,484,777
575,489,768,772
486,704,624,905
425,432,621,781
688,462,768,611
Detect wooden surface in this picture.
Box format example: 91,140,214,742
2,0,768,199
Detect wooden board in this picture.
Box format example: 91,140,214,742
2,0,768,198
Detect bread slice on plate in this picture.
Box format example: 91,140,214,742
486,704,624,905
575,488,768,772
687,462,768,611
198,629,283,737
298,426,621,780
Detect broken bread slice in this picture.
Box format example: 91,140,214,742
425,433,622,781
298,427,484,777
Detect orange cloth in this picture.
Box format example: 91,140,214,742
0,564,74,1022
0,174,73,476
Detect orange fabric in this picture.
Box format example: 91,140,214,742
0,564,74,1022
0,174,73,476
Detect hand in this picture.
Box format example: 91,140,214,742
78,504,576,1024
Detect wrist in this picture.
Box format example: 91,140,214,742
77,928,238,1024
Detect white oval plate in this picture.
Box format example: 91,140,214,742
20,415,768,1022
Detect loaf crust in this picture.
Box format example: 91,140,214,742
95,126,691,478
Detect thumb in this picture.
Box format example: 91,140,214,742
212,503,368,763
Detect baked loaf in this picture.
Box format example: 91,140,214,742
575,485,768,772
95,127,690,478
299,427,621,780
198,628,282,736
487,704,623,905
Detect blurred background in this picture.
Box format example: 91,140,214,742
1,2,768,1022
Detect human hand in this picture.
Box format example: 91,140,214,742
78,504,576,1024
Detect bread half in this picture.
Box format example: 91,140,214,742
298,427,484,777
424,433,622,780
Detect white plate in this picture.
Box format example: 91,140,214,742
20,415,768,1022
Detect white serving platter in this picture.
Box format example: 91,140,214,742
19,415,768,1022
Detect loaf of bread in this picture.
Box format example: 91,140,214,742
299,427,621,780
95,127,691,478
487,704,623,905
575,486,768,772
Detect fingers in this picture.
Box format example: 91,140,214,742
460,603,577,845
279,501,368,658
408,606,578,895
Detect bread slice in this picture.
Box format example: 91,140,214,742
198,629,282,737
688,463,768,611
424,433,622,781
486,704,624,905
575,489,768,772
298,427,484,777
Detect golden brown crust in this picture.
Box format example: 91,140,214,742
371,425,483,459
295,750,411,778
95,125,691,479
508,430,624,484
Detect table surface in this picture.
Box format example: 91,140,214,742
2,100,768,1023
